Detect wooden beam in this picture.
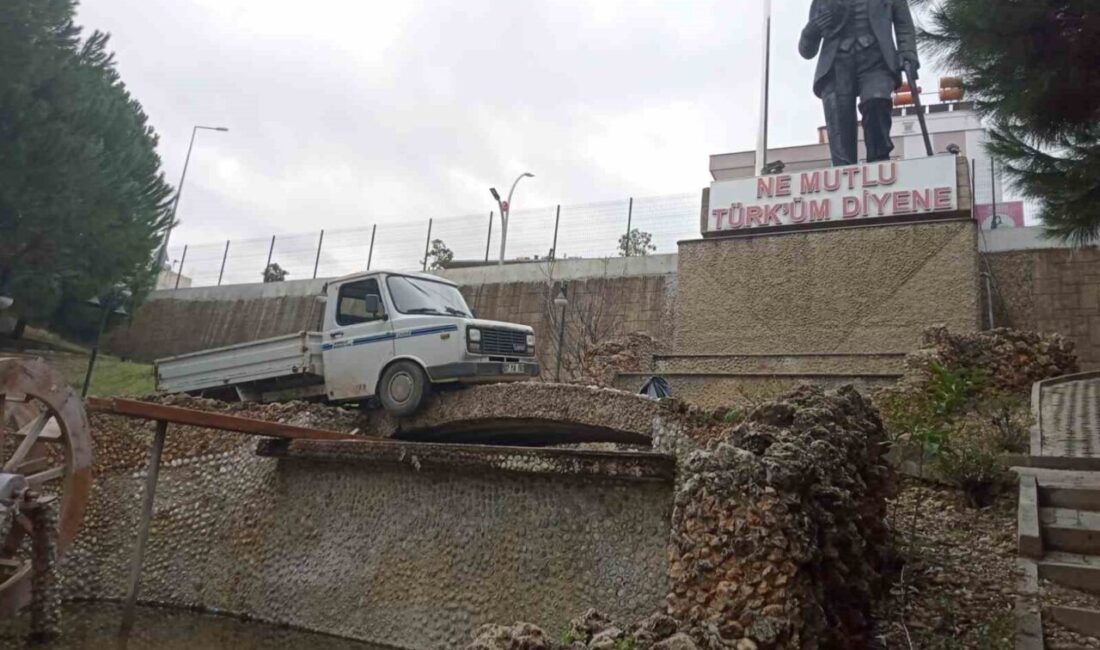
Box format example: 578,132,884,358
87,397,356,441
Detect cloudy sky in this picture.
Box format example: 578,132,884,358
76,0,944,261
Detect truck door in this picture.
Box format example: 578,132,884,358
322,278,395,401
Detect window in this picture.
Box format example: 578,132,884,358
336,279,384,326
385,275,470,317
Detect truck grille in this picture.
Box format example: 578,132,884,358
480,328,531,356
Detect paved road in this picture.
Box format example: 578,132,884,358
1038,374,1100,458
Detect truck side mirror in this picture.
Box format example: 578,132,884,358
365,294,382,318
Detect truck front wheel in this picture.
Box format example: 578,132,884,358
378,360,428,416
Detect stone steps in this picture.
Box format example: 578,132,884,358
1038,552,1100,595
1040,507,1100,556
1015,466,1100,647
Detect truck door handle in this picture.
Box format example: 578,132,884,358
330,331,344,339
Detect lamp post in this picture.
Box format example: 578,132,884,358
81,286,132,398
158,125,230,264
489,172,534,266
554,281,568,382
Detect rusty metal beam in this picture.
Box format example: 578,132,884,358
120,420,167,636
87,398,356,441
256,438,676,483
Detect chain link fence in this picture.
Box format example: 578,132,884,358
164,193,701,288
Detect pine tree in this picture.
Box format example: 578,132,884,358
0,0,173,322
918,0,1100,245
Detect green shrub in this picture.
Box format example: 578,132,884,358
877,359,1030,506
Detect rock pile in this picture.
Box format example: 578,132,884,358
905,326,1078,394
466,609,702,650
666,385,893,649
467,385,894,650
576,332,663,387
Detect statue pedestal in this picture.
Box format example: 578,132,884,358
656,155,980,408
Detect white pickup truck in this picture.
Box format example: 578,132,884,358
155,270,539,415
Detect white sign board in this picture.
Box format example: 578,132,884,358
706,155,960,234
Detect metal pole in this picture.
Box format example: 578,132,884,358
367,225,376,270
551,205,560,259
555,282,568,382
970,158,977,220
990,157,997,225
159,125,228,261
120,419,168,636
160,127,199,260
265,235,276,272
983,272,996,329
625,197,634,245
755,0,772,175
312,230,325,279
81,306,111,398
485,212,494,263
422,218,433,272
174,245,188,290
498,206,508,266
217,240,230,286
499,173,533,266
367,224,376,269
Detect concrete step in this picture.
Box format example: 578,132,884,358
1039,552,1100,594
1041,507,1100,555
1047,605,1100,640
1015,467,1100,511
651,352,905,376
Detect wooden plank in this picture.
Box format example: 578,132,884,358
87,397,356,441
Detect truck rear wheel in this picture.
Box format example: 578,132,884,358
378,360,428,416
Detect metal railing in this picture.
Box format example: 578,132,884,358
164,192,700,288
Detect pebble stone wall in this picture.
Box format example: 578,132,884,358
61,416,674,650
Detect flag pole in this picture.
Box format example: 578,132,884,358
755,0,773,175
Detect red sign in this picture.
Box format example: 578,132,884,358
974,201,1024,229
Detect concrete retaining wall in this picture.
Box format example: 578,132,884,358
63,418,673,650
104,256,678,370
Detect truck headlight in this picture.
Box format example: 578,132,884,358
526,333,535,350
468,327,481,353
468,328,481,342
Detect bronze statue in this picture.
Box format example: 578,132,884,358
799,0,920,166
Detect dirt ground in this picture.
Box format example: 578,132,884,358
873,478,1018,650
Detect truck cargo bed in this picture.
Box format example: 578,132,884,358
156,331,324,395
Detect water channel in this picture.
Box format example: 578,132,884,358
0,603,388,650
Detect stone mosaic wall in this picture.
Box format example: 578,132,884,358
985,246,1100,370
62,415,674,650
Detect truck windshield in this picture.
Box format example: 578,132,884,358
386,275,471,317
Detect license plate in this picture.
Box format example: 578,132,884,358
502,363,526,374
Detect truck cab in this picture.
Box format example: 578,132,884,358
318,271,539,414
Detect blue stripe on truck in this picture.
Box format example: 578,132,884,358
321,324,459,351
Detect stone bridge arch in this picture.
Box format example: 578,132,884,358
357,383,695,450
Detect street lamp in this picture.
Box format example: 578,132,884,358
489,172,534,266
81,286,132,398
554,281,568,382
158,125,230,265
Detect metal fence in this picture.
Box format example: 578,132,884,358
164,193,701,288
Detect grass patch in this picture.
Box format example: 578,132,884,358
2,329,154,397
